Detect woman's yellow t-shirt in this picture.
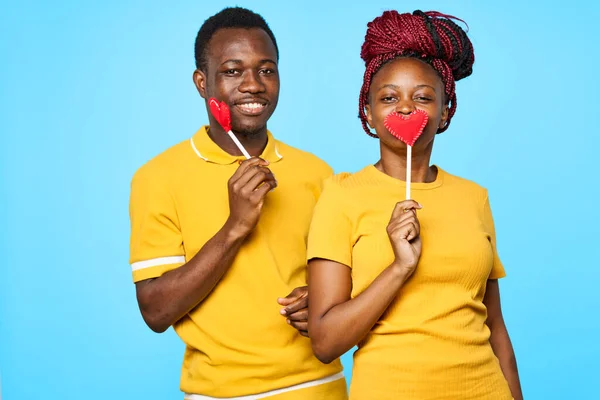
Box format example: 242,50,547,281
307,165,513,400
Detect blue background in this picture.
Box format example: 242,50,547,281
1,0,598,399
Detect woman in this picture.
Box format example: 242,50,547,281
307,10,523,400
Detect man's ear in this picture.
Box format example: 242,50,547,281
193,69,207,99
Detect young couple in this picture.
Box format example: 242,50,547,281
129,7,523,400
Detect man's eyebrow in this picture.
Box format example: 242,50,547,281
220,59,277,66
220,59,242,65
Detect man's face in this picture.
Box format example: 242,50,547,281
195,27,280,137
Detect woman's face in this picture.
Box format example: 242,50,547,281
366,57,449,152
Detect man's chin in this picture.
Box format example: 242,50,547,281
232,125,267,138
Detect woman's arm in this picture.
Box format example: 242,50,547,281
308,258,412,363
308,200,422,364
484,279,524,400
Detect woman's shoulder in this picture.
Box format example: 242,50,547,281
325,165,378,189
438,167,490,204
318,167,376,212
440,168,488,192
325,171,353,187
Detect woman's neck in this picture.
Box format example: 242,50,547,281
375,141,437,183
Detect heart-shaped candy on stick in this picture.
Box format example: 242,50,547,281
383,109,429,199
209,98,251,159
384,109,428,146
209,98,231,132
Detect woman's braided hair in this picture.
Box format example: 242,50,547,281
359,10,475,137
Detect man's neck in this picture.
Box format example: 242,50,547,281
207,124,268,157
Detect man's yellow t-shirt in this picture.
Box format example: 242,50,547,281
307,165,513,400
129,127,343,397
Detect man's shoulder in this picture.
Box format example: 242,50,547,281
132,138,192,184
276,140,332,175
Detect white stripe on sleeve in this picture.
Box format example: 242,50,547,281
131,256,186,271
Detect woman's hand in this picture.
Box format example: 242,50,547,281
387,200,423,278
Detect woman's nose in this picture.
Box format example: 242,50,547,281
395,101,414,115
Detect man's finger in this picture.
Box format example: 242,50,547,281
250,179,277,202
283,295,308,315
286,308,308,322
229,157,266,184
277,286,307,305
236,166,273,192
288,320,308,332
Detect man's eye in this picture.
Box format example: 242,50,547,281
259,68,275,75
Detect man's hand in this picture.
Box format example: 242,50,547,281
225,157,277,238
278,286,309,337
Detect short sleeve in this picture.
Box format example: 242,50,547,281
483,193,506,279
129,168,185,282
305,156,334,201
317,164,335,194
307,178,353,268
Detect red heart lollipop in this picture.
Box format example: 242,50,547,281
383,109,429,146
207,97,251,159
209,98,232,132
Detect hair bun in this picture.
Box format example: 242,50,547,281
360,10,474,82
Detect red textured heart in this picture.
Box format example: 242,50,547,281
383,109,429,146
209,98,232,132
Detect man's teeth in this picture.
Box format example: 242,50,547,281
239,103,264,110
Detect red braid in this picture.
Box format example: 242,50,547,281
359,10,474,136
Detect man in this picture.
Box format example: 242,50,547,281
129,7,347,399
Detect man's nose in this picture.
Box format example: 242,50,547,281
239,70,266,93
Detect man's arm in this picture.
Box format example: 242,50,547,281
135,157,276,333
484,279,524,400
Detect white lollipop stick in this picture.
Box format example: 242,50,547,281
406,145,412,200
226,130,251,159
